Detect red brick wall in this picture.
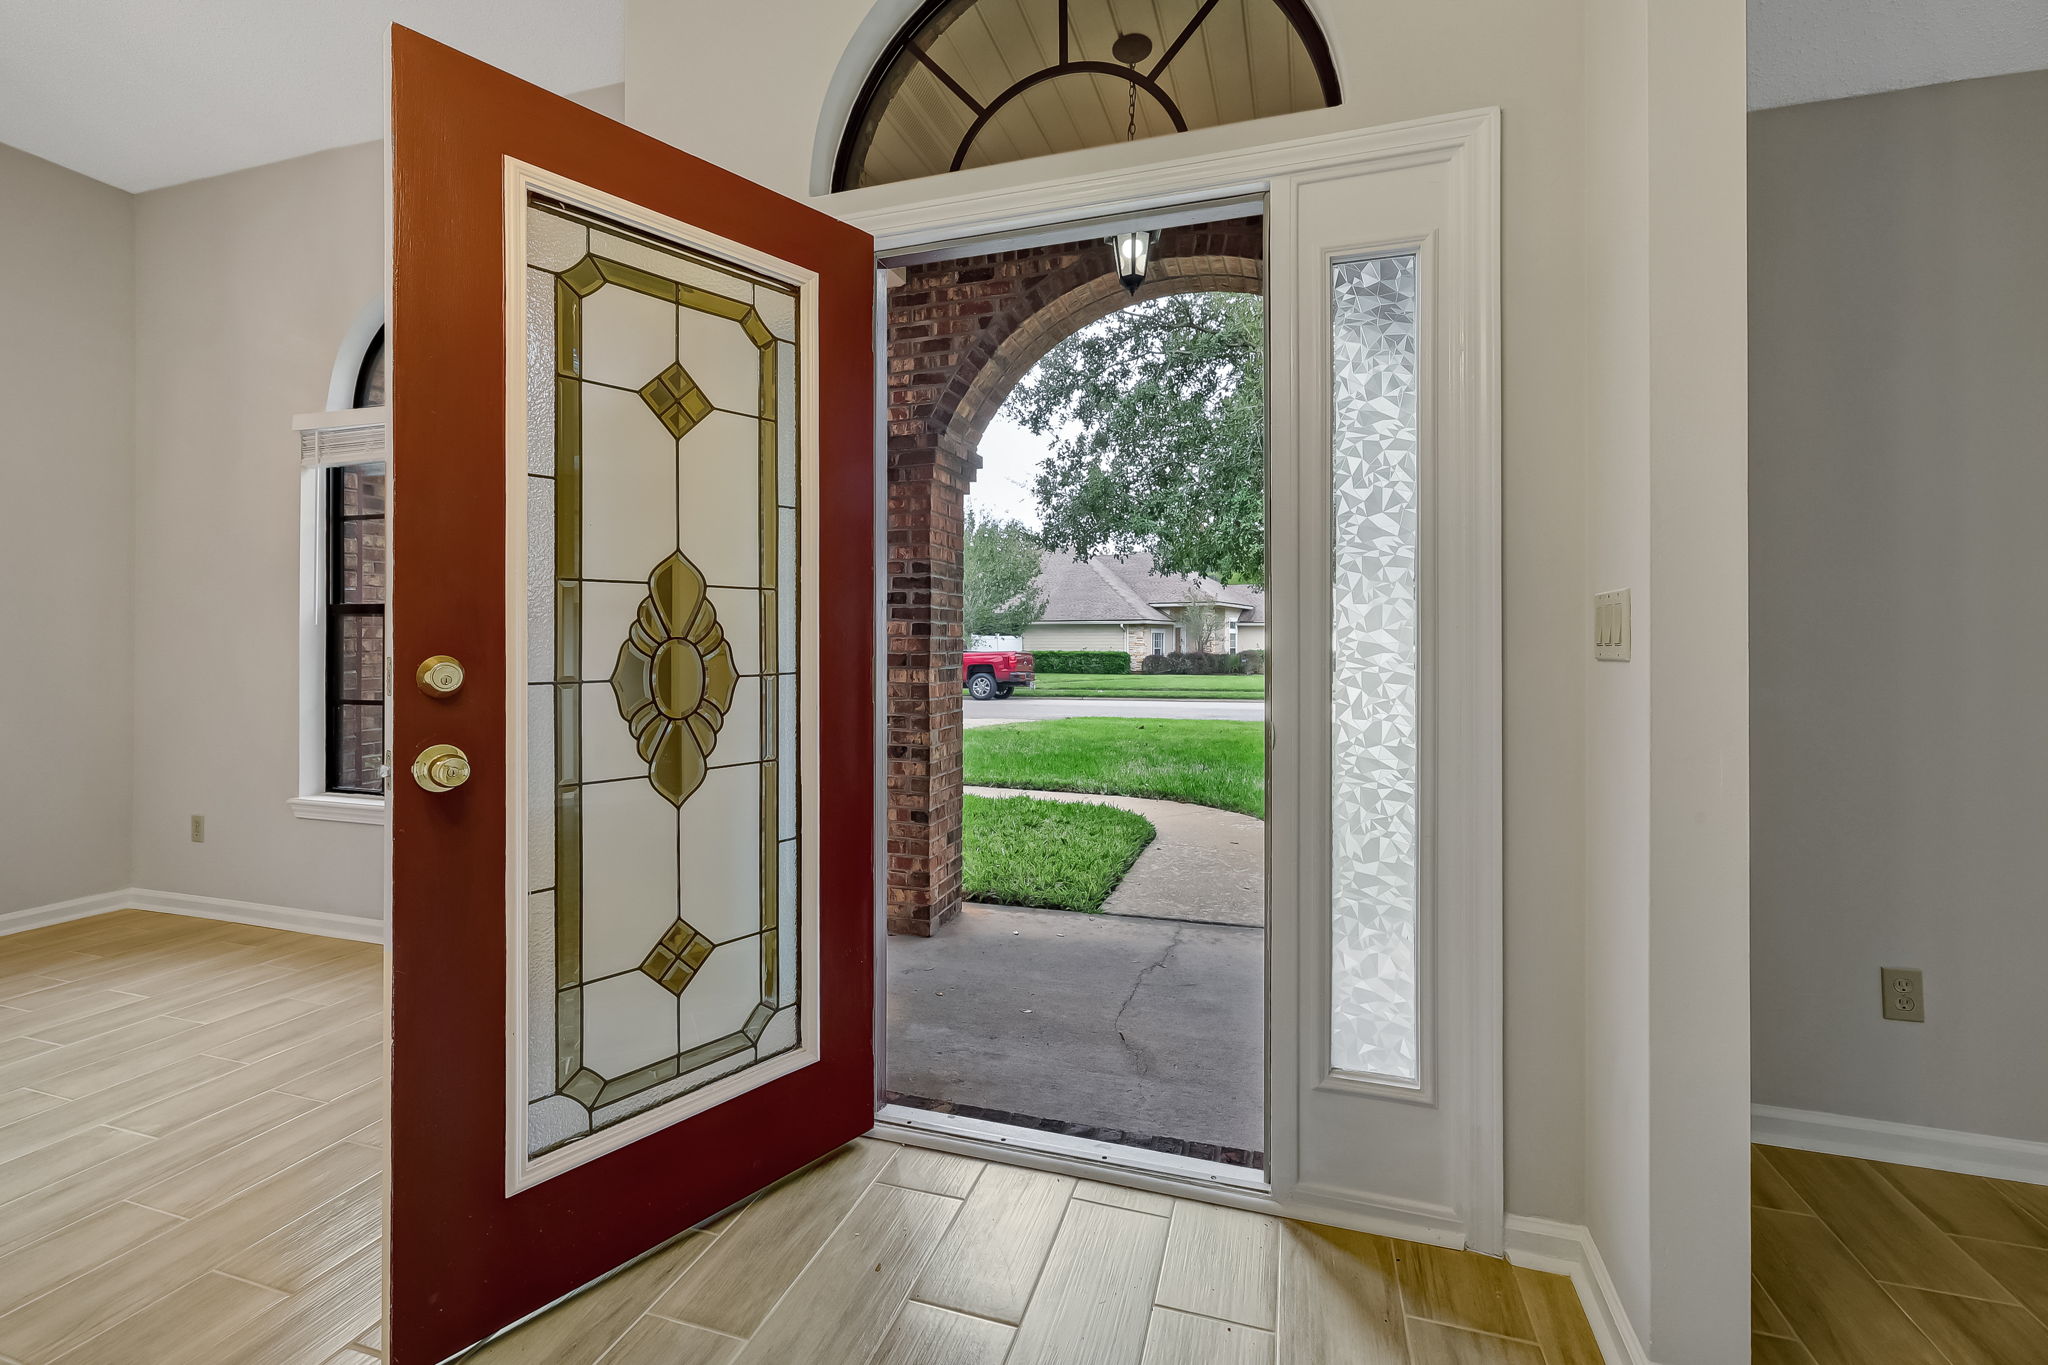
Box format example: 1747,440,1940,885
884,218,1262,935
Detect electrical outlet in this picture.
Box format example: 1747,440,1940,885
189,814,205,844
1881,967,1925,1022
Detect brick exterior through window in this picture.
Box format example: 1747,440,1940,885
885,216,1263,935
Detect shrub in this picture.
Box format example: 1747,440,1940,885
1239,649,1267,675
1029,650,1131,675
1139,651,1248,675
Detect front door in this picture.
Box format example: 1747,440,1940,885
386,29,875,1364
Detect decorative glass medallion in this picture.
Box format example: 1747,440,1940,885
610,552,739,806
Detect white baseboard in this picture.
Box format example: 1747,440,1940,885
1754,1104,2048,1188
0,888,136,937
0,886,385,945
1505,1216,1653,1365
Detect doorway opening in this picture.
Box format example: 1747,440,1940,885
878,212,1269,1180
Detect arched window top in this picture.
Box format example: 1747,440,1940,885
354,326,386,409
835,0,1339,191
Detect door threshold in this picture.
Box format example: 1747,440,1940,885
874,1102,1270,1201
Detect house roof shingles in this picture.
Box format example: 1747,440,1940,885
1034,549,1264,625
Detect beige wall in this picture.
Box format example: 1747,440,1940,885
1751,69,2048,1144
128,141,386,922
0,144,135,914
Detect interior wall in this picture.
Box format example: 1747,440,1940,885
0,144,136,915
1750,68,2048,1144
627,0,1594,1229
129,140,386,922
1582,2,1752,1358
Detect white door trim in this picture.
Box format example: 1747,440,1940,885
836,106,1503,1254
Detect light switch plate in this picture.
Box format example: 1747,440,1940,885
1594,589,1631,661
1881,967,1925,1022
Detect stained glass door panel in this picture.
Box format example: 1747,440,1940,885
519,197,809,1177
388,30,874,1365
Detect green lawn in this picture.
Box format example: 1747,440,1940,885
965,717,1266,818
1019,672,1266,700
961,794,1155,913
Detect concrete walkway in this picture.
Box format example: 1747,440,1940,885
965,785,1263,928
886,903,1264,1153
965,696,1265,726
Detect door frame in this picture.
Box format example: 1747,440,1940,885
840,106,1504,1254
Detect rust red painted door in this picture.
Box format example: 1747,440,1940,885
386,29,874,1364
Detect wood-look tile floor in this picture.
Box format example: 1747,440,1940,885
0,909,385,1365
1753,1142,2048,1363
467,1139,1604,1365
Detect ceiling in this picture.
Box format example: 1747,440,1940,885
1751,0,2048,109
4,1,2047,191
0,0,624,192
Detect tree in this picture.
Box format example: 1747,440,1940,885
1175,587,1226,655
1004,291,1265,587
963,508,1047,639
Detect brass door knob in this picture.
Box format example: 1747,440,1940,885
412,743,472,792
417,655,465,696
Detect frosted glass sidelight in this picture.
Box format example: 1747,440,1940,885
1329,253,1421,1085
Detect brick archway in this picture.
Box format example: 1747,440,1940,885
885,217,1263,935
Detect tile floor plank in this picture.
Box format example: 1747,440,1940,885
1751,1274,1796,1339
1393,1241,1536,1343
1274,1222,1407,1365
868,1300,1014,1365
1956,1235,2048,1324
1751,1206,1948,1365
1402,1319,1545,1364
1155,1201,1280,1331
1751,1334,1821,1364
909,1162,1074,1324
1870,1159,2048,1248
0,1139,379,1362
1511,1265,1602,1365
130,1082,376,1217
0,1091,319,1258
653,1139,897,1337
1883,1283,2048,1365
50,1269,286,1365
1075,1179,1175,1216
217,1174,380,1292
1140,1306,1275,1365
465,1230,716,1365
600,1315,743,1365
1006,1196,1173,1365
211,1239,384,1365
1752,1147,1815,1214
0,1200,183,1317
730,1182,962,1365
877,1145,984,1199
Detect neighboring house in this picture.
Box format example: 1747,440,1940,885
1022,550,1265,664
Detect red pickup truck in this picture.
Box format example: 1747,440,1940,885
964,649,1034,700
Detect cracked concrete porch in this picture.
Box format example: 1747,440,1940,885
884,901,1265,1154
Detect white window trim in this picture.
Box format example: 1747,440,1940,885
293,406,390,824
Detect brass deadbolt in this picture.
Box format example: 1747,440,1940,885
417,655,465,696
411,743,472,793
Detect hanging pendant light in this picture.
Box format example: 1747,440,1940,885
1111,229,1159,294
1107,32,1159,295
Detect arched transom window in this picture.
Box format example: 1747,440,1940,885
835,0,1340,191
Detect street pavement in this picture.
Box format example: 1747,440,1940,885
964,695,1265,726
